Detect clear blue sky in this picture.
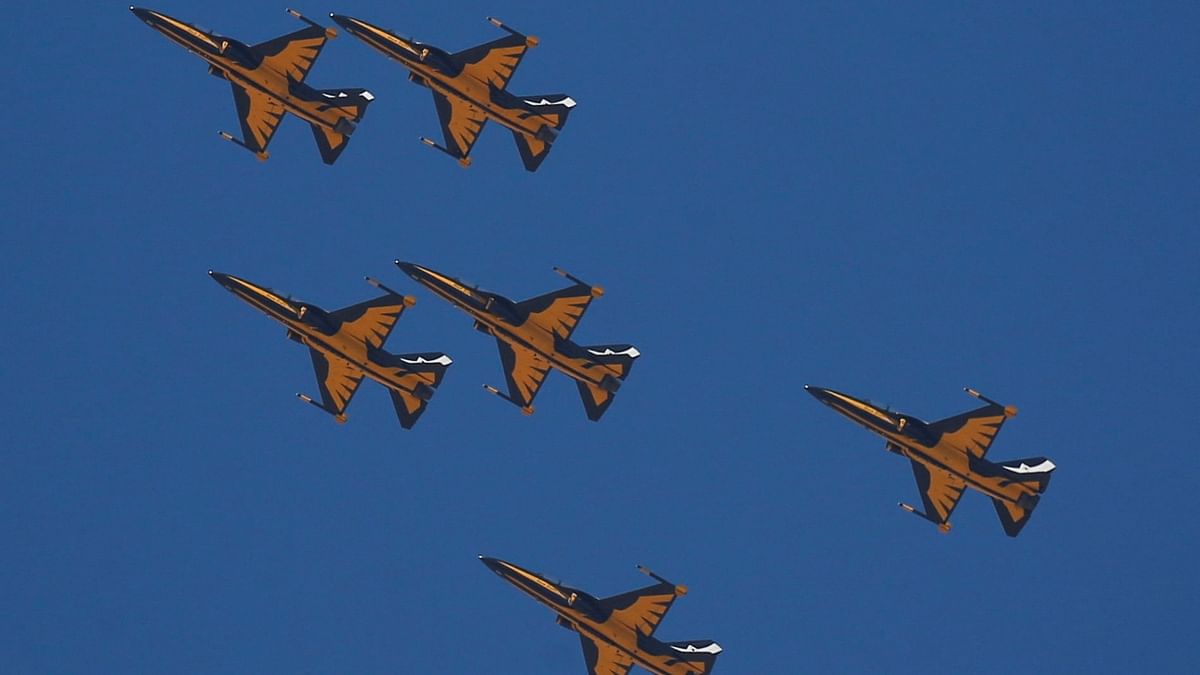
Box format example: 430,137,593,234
3,2,1198,672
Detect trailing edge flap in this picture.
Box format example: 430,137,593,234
927,404,1010,459
577,380,616,422
432,90,487,158
579,634,633,675
599,581,679,637
329,296,408,349
452,33,529,90
253,24,328,83
497,339,551,407
388,387,431,430
310,123,350,165
515,283,594,339
911,460,966,525
231,83,285,153
310,349,364,416
513,130,552,172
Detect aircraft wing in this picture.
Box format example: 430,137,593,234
927,404,1010,459
579,635,633,675
432,91,488,160
911,460,967,525
516,284,595,340
598,581,679,637
252,25,328,83
496,339,551,408
452,33,529,90
309,349,365,417
329,296,410,349
231,83,286,155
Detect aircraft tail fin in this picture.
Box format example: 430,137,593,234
511,94,575,171
974,455,1055,536
576,380,618,422
971,455,1056,494
645,638,723,674
311,87,375,121
371,350,452,429
517,94,576,130
582,343,640,380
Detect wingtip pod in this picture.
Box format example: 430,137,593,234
365,276,413,305
288,8,336,38
487,16,538,46
964,387,1017,416
637,565,686,595
218,131,269,161
553,267,603,297
419,136,472,168
483,384,535,415
297,393,347,424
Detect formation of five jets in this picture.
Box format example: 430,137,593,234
138,8,1057,674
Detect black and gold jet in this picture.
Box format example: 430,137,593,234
209,271,451,428
396,262,638,421
131,7,373,164
331,13,575,171
806,386,1056,536
481,557,722,675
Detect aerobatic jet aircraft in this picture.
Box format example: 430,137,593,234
331,13,575,171
130,7,373,163
806,386,1056,536
209,272,450,428
481,556,722,675
396,262,638,421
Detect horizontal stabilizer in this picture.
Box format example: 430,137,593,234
992,495,1041,537
311,123,351,165
388,388,431,430
511,95,574,171
577,380,617,422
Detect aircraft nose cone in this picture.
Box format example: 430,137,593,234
394,260,420,278
478,555,504,574
130,7,151,21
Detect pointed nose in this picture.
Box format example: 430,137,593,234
479,555,505,575
804,385,834,405
208,270,231,287
328,13,352,30
394,260,422,280
129,6,154,22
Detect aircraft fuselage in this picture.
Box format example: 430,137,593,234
131,8,354,133
330,15,546,139
209,272,434,397
399,264,620,388
808,387,1035,506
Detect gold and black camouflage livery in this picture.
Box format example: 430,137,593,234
131,8,373,164
481,557,722,675
332,14,575,171
806,386,1056,536
209,271,451,428
397,262,639,421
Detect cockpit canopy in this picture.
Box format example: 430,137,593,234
565,589,605,621
485,294,524,325
417,44,461,76
218,37,261,68
895,414,937,446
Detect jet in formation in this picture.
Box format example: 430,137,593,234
332,14,575,171
806,386,1056,536
396,262,638,421
481,556,722,675
209,271,451,427
131,8,374,164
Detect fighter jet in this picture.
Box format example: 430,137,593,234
209,271,451,428
130,7,374,164
331,13,575,171
480,556,722,675
805,386,1056,536
396,262,638,421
